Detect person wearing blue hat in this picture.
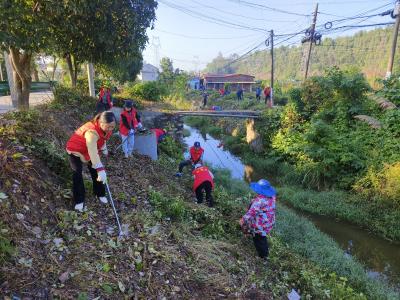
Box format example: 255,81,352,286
175,141,204,177
240,179,277,259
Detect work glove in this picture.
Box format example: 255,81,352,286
129,129,135,135
96,169,107,184
102,148,109,157
137,122,143,129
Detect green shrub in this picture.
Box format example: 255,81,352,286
126,81,163,102
148,189,187,221
0,222,14,263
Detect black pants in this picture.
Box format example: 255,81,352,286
253,234,269,258
264,96,270,105
178,160,194,172
256,94,260,101
95,102,111,114
69,154,106,205
195,181,213,207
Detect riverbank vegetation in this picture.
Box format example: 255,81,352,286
1,85,398,297
185,67,400,242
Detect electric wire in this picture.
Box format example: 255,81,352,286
159,0,268,32
226,0,311,17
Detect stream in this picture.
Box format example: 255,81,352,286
183,124,400,287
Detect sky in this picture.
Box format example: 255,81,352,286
142,0,396,71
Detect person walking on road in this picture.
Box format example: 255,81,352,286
66,111,116,212
263,86,271,106
176,141,204,177
240,179,276,259
256,86,262,101
192,164,214,207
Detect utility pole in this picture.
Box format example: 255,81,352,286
270,29,274,106
304,3,318,80
386,0,400,78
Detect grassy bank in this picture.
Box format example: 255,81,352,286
184,110,400,242
0,86,398,298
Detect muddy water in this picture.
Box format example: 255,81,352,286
183,124,400,287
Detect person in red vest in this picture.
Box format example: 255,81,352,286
119,100,142,158
175,141,204,177
192,163,214,207
66,111,116,212
96,86,113,113
150,128,167,144
263,86,271,106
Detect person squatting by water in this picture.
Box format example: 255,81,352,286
119,100,142,158
240,179,276,259
192,163,214,207
175,141,204,177
66,111,116,212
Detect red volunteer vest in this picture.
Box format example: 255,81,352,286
119,109,138,136
189,146,204,163
151,128,166,142
98,88,113,108
66,121,112,161
192,166,214,191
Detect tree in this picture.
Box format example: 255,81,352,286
159,57,175,85
0,1,49,109
0,0,157,108
44,1,157,87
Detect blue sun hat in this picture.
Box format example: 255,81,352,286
194,141,200,148
250,179,276,197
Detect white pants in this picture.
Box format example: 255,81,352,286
121,133,134,156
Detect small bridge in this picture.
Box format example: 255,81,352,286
174,109,263,152
174,110,261,119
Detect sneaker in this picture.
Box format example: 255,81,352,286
99,196,108,204
175,172,183,177
74,202,86,212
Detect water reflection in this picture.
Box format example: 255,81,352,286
183,124,400,288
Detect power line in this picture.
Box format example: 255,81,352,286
153,28,261,40
226,0,311,17
189,0,290,22
159,0,268,32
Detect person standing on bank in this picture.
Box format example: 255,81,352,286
202,91,208,108
66,111,116,212
96,86,113,113
240,179,276,259
192,164,214,207
175,141,204,177
119,100,142,158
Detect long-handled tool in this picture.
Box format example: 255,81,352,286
105,182,123,237
115,132,134,152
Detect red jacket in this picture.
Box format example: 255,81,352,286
119,109,138,136
189,146,204,163
151,128,166,143
99,88,113,108
66,121,112,161
192,166,214,191
263,87,271,97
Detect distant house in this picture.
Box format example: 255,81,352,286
137,63,159,82
188,77,200,90
203,73,255,92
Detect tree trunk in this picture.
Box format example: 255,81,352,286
9,47,32,110
66,53,78,87
32,65,39,82
51,56,59,81
3,51,18,107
